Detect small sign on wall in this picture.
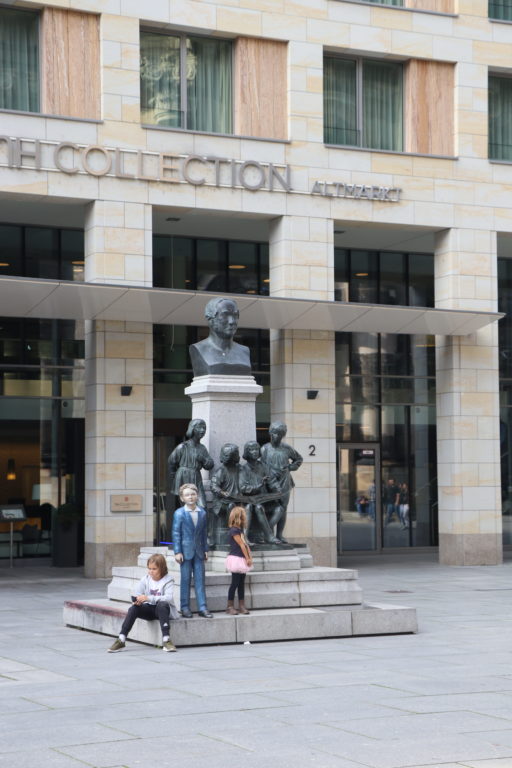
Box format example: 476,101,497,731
110,494,143,513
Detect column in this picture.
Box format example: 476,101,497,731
84,199,153,577
435,228,502,565
269,216,337,566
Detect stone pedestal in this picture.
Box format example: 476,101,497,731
185,374,262,467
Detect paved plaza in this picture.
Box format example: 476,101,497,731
1,553,512,768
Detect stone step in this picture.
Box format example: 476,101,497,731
63,599,418,647
136,545,314,572
107,565,364,612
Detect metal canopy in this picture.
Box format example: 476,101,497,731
0,276,503,335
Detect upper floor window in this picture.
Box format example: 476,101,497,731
324,56,403,151
0,8,39,113
140,31,232,134
489,74,512,161
489,0,512,19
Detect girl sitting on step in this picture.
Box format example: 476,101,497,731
108,553,180,653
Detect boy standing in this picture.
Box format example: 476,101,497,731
172,483,213,618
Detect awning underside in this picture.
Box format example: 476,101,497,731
0,277,503,336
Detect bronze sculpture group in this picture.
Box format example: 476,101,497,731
168,419,302,547
167,296,304,548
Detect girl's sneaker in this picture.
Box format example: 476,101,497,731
162,640,177,652
108,639,125,652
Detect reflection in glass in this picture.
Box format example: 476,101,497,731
380,334,409,376
334,249,349,301
337,404,379,442
61,230,85,282
410,405,438,546
228,242,258,294
409,253,434,307
338,446,377,552
350,251,377,303
381,405,409,548
140,32,181,127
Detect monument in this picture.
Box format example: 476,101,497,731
63,295,418,646
177,296,304,553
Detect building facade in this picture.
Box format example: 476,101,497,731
0,0,509,576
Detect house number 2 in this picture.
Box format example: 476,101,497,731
308,445,316,456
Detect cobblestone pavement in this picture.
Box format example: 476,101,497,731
2,553,512,768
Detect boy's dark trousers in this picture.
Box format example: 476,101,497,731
121,602,171,638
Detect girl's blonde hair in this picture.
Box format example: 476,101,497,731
147,553,168,576
228,505,247,529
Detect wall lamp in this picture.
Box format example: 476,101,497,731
307,390,319,400
120,386,133,397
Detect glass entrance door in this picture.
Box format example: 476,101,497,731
337,443,380,553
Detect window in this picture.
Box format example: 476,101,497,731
324,56,403,151
489,75,512,161
334,249,434,307
140,31,232,134
0,8,39,113
489,0,512,19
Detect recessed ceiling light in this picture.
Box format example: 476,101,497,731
355,272,368,277
72,260,84,265
229,264,246,270
0,262,10,267
263,278,270,283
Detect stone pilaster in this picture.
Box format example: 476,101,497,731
85,200,152,287
435,228,502,565
84,198,153,577
269,216,337,566
84,320,153,578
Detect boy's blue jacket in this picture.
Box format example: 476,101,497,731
172,505,208,560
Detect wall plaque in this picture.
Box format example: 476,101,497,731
110,494,143,513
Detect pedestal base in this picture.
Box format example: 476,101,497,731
63,545,418,644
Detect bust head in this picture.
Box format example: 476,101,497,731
185,418,206,440
243,441,261,461
269,421,287,444
204,297,239,342
220,443,240,466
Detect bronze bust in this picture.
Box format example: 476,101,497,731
189,297,251,376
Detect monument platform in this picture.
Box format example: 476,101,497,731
63,545,417,645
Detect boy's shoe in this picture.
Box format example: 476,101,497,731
107,638,125,652
162,640,177,652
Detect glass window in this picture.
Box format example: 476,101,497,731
350,251,378,302
141,32,232,134
25,228,59,280
196,239,227,292
380,252,406,305
489,75,512,161
409,253,434,307
140,32,181,127
324,56,403,151
153,236,194,290
381,334,410,376
0,8,39,113
260,245,269,296
61,230,85,283
0,225,23,276
228,242,259,294
489,0,512,20
334,249,349,302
